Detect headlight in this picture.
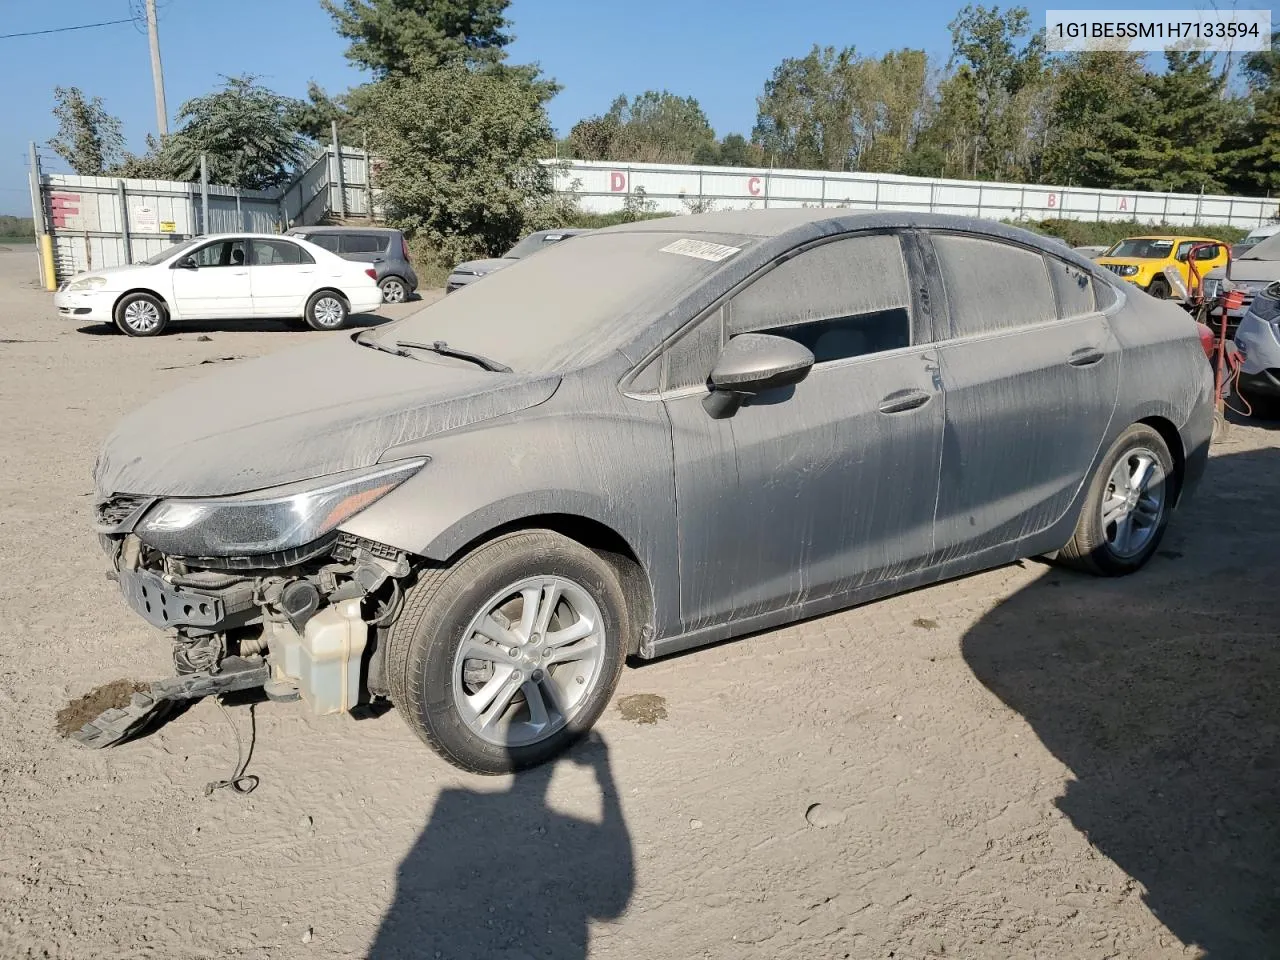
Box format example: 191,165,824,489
135,459,427,557
1118,265,1139,277
67,276,107,291
1203,278,1222,299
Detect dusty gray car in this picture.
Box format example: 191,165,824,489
446,228,589,292
85,210,1212,773
1203,232,1280,339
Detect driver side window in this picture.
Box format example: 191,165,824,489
189,240,246,267
726,233,912,363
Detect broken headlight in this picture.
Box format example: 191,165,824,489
135,459,426,557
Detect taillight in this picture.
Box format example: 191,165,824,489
401,237,411,262
1196,323,1214,359
365,268,377,280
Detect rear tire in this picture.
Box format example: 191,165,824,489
113,292,168,337
1059,424,1176,576
385,531,628,774
379,276,408,304
304,290,349,331
1147,277,1171,299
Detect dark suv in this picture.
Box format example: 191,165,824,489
285,226,418,303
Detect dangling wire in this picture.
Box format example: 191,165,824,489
204,699,259,796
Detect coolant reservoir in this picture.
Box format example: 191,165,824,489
296,597,368,715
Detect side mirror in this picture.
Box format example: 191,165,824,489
176,257,198,270
704,333,814,418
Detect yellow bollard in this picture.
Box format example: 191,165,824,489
39,234,56,291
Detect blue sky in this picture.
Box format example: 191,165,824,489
0,0,1253,215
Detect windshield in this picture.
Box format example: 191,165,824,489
371,230,749,372
503,232,571,259
139,239,198,265
1105,238,1176,259
1241,232,1280,260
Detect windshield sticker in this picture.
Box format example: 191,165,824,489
660,239,742,262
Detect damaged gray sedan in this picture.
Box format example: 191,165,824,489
87,210,1213,773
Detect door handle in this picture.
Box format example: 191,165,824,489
878,389,931,414
230,271,248,276
1068,347,1105,367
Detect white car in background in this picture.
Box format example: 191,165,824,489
54,233,383,337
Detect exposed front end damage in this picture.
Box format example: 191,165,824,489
75,479,420,747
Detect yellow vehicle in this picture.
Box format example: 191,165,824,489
1096,235,1229,299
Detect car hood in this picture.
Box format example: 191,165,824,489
451,257,516,275
96,336,560,497
1097,257,1160,269
1209,260,1280,283
67,262,150,285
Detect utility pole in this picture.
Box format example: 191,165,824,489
145,0,168,137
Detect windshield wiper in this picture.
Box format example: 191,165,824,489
395,340,512,373
354,329,411,357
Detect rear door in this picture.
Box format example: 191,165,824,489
170,239,251,317
248,239,318,317
340,233,389,273
925,232,1120,563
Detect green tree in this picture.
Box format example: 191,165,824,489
567,113,621,161
1041,52,1154,187
570,91,716,164
1229,30,1280,194
937,5,1049,180
288,81,363,143
358,61,556,263
753,46,858,170
1125,51,1233,192
322,0,513,76
47,86,125,175
753,45,932,173
163,76,309,189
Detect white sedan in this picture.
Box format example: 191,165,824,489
54,233,384,336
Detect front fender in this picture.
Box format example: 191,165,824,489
335,392,683,638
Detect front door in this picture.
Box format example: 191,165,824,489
662,232,944,631
925,232,1120,562
248,239,318,317
170,238,251,317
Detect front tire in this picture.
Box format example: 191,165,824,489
113,292,167,337
386,531,628,774
304,291,349,331
1059,424,1176,576
1147,277,1171,299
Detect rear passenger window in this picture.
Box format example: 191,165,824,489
341,234,385,254
932,234,1055,337
306,234,340,253
727,234,912,363
251,240,314,265
1047,258,1095,319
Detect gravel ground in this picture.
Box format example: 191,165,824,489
0,245,1276,960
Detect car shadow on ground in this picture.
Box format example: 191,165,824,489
74,312,394,337
962,444,1280,957
367,734,634,959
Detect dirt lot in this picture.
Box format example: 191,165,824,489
0,244,1276,959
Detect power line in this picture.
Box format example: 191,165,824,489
0,17,137,41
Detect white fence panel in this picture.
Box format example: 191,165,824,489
548,160,1278,229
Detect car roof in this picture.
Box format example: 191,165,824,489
1119,235,1220,243
592,209,1103,267
284,225,399,234
194,232,324,241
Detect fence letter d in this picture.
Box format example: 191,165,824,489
610,172,626,192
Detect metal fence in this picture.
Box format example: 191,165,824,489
549,159,1279,229
30,143,375,284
